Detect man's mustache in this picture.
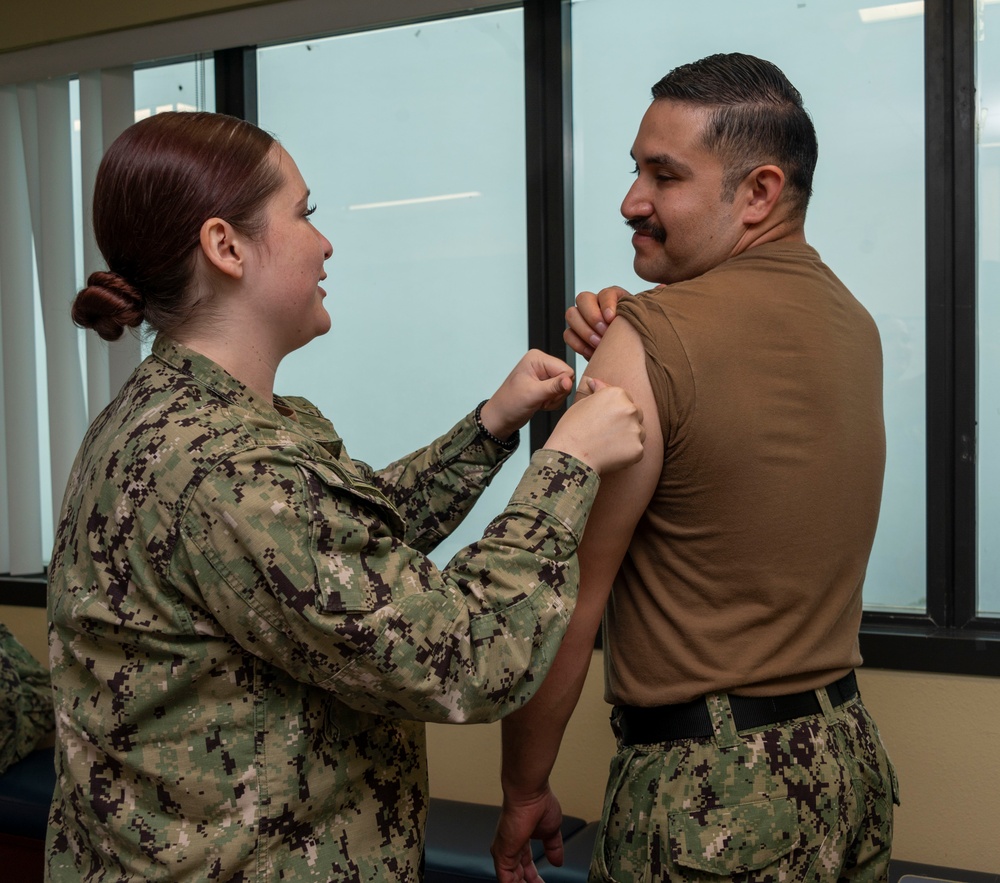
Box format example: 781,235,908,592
625,217,666,243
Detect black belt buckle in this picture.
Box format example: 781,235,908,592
617,670,858,746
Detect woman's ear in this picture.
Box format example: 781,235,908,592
199,218,244,280
740,165,786,225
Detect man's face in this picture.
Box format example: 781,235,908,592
622,99,747,285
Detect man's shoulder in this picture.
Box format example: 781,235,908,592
638,241,847,303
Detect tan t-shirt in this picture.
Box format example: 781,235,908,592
607,242,885,706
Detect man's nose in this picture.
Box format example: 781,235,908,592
621,179,651,219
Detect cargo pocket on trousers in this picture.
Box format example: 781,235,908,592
591,747,647,883
889,758,900,806
666,796,798,876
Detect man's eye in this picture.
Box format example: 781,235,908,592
631,163,640,175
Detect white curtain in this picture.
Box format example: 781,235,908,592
0,85,40,576
0,68,136,576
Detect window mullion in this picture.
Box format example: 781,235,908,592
214,46,257,124
523,0,573,452
924,0,956,628
952,0,978,626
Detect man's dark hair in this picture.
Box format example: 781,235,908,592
652,53,818,216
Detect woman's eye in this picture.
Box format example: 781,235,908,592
305,203,317,218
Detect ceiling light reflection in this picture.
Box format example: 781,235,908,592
859,0,999,23
858,2,923,23
348,192,481,211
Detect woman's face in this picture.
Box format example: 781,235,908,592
245,146,334,357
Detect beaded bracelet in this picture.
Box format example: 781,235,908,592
475,400,519,452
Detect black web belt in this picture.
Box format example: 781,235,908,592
617,670,858,746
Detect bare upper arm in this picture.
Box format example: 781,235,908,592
494,319,664,781
575,317,663,596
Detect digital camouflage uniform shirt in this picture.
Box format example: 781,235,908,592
0,622,54,774
46,335,599,882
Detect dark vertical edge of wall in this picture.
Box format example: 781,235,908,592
950,0,978,626
214,46,258,124
922,0,955,628
523,0,573,452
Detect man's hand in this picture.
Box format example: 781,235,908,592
491,787,565,883
564,286,634,360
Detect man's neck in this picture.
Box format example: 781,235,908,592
728,217,807,263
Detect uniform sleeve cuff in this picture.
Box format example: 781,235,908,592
506,449,600,540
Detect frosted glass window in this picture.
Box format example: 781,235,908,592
571,0,925,612
70,58,215,325
132,59,215,362
258,10,528,567
133,59,214,121
978,3,1000,618
27,59,215,566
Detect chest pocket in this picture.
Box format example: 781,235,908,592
297,457,407,615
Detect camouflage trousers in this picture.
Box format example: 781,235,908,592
589,689,899,882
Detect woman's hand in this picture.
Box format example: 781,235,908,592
478,350,576,441
545,379,645,475
564,286,632,360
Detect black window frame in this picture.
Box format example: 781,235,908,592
4,0,998,677
519,0,1000,677
518,0,1000,675
857,0,1000,675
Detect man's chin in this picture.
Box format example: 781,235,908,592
633,257,668,286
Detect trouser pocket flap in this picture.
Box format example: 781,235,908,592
668,796,797,875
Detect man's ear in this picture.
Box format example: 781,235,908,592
740,165,786,225
199,217,245,280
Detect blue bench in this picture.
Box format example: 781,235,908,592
532,820,599,882
425,798,592,882
0,746,55,882
0,751,595,882
0,747,55,841
4,751,996,883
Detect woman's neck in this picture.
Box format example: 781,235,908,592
172,325,281,405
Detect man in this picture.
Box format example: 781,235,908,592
492,53,897,883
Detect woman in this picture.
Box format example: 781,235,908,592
46,112,643,882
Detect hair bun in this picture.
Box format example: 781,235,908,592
86,270,143,304
71,270,145,341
